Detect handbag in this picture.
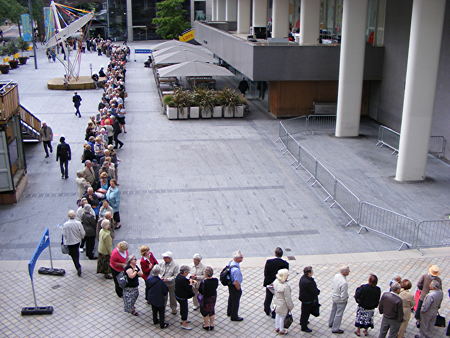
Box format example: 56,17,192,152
311,300,321,317
435,313,446,327
284,312,293,329
117,271,128,289
61,235,69,254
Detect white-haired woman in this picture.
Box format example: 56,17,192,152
97,219,112,279
273,268,294,335
123,255,143,316
191,253,205,310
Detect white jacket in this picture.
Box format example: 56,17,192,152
331,273,349,303
273,279,295,315
62,219,85,245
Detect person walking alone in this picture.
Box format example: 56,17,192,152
61,210,85,276
56,136,71,179
329,266,350,334
263,247,289,317
73,92,82,117
39,121,53,158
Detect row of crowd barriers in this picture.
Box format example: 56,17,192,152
277,121,450,252
377,125,447,158
283,114,337,135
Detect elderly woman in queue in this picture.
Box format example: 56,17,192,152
81,204,97,260
123,255,143,316
274,268,294,335
106,179,121,229
354,274,381,336
97,219,112,279
191,253,205,310
145,265,169,329
109,241,129,298
198,266,218,331
140,245,158,281
175,265,196,330
397,279,415,338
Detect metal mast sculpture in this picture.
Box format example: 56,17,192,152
45,1,94,82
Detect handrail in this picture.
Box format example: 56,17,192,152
19,105,41,135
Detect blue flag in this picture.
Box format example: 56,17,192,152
21,14,33,42
28,228,51,280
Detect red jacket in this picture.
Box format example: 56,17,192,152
140,253,158,280
109,248,128,272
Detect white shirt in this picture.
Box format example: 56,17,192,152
331,273,349,303
62,219,85,245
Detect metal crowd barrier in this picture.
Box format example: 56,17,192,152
277,121,449,251
377,125,447,158
306,115,336,135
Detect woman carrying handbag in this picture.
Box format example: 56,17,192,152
273,269,294,335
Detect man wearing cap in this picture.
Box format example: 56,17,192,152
56,136,71,179
228,250,244,321
415,265,442,324
73,92,82,117
39,121,53,158
159,251,179,314
416,280,443,338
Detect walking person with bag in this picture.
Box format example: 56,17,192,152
123,255,143,316
61,210,85,276
273,269,294,335
299,266,320,333
145,265,169,329
354,274,381,336
109,241,129,298
198,266,219,331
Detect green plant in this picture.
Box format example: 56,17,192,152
152,0,190,39
194,88,216,109
17,37,29,52
172,88,190,108
5,40,19,56
163,94,175,107
217,88,245,108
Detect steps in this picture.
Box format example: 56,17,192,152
19,104,41,142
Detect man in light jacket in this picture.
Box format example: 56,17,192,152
39,121,53,158
62,210,85,276
416,280,444,338
328,266,350,334
159,251,179,314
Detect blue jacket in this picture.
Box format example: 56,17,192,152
106,186,120,212
145,276,168,308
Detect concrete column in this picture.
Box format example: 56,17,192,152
299,0,320,44
335,0,368,137
237,0,251,33
252,0,267,27
272,0,289,38
126,0,133,42
217,0,226,21
395,0,446,182
226,0,237,21
212,0,217,20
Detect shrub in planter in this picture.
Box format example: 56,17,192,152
218,88,245,118
8,60,19,69
195,88,215,118
163,95,178,119
188,90,200,119
18,56,29,65
172,89,190,119
0,64,10,74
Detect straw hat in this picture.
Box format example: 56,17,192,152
428,265,440,276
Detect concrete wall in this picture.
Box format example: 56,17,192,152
377,0,450,159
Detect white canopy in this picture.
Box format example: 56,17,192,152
154,50,215,65
152,40,191,51
153,45,213,58
158,61,234,78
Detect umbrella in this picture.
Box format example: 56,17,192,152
153,45,213,58
154,50,215,65
152,40,191,51
158,61,235,78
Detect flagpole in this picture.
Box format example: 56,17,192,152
28,0,38,69
30,278,38,307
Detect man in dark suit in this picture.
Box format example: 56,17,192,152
263,247,289,316
299,266,320,332
56,136,71,179
72,92,82,117
378,282,404,338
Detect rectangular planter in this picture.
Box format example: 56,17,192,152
201,107,212,119
213,106,223,118
234,105,245,118
190,107,200,119
178,107,189,119
166,106,177,120
223,106,234,118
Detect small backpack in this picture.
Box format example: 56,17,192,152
219,265,235,286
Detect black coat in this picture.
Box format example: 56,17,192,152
263,258,289,286
299,275,320,303
56,142,71,161
175,274,194,299
73,94,82,107
354,284,381,310
145,276,168,308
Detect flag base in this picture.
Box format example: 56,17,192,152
21,306,54,316
38,267,65,276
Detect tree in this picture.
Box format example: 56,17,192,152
0,0,26,26
152,0,190,40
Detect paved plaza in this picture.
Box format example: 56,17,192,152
0,42,449,337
